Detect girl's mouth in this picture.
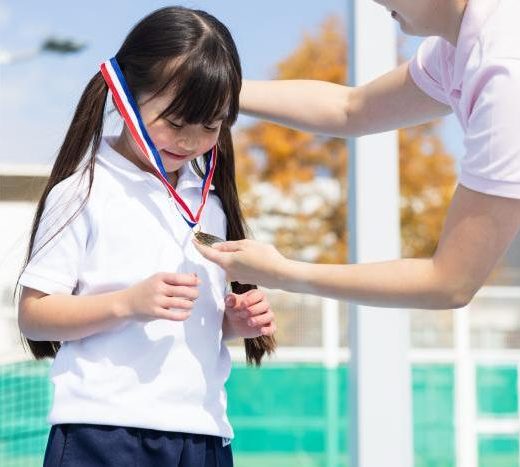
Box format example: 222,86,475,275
162,149,190,161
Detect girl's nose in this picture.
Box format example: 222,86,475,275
176,135,197,153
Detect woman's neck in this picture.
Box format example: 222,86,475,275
112,131,178,187
443,0,469,46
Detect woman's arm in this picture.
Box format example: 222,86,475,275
240,62,452,138
19,272,200,341
194,185,520,309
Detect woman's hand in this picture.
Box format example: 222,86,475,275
121,272,200,321
223,289,275,339
193,239,289,289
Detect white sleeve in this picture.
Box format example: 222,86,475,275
19,174,90,295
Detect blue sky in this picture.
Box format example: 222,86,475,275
0,0,463,166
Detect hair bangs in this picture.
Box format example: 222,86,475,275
158,46,240,127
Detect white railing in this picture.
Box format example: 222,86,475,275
229,286,520,467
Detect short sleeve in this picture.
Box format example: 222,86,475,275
19,173,90,295
459,59,520,199
409,36,452,106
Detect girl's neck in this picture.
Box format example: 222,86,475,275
112,132,178,187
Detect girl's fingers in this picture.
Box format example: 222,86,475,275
260,322,276,336
242,300,270,317
156,309,192,321
242,289,264,306
163,297,195,311
162,272,201,286
166,285,199,301
247,310,274,327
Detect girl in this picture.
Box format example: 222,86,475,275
18,7,276,467
195,0,520,310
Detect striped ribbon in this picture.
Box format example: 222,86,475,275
100,57,217,228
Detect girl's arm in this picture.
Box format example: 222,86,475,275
194,186,520,309
240,63,451,138
19,272,200,341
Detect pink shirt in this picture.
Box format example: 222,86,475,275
409,0,520,199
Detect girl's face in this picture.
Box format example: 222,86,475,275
129,90,225,174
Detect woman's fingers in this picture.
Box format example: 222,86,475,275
211,240,245,252
192,241,227,266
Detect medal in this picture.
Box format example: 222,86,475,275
100,57,220,237
192,225,225,246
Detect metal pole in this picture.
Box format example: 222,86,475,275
454,305,477,467
323,298,340,466
347,2,413,466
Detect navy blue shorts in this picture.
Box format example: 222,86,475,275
43,424,233,467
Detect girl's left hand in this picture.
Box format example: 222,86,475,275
223,289,275,339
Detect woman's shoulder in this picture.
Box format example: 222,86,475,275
479,1,520,62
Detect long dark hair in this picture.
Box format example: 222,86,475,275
20,6,275,365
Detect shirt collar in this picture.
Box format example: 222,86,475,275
98,137,215,193
452,0,501,88
175,158,216,193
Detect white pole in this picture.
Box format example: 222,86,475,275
323,298,340,467
347,2,413,466
454,305,477,467
323,298,340,369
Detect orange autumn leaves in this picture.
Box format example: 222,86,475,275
235,17,456,263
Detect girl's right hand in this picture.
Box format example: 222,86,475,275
121,272,200,321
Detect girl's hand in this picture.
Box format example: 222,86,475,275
121,272,200,321
223,289,276,339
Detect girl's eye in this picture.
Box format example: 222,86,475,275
166,119,183,128
204,125,220,132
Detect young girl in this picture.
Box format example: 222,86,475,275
17,7,276,466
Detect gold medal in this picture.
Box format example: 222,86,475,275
194,230,225,246
192,224,225,246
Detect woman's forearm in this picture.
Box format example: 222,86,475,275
278,257,474,310
240,80,356,137
19,289,130,342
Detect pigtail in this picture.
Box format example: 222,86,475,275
211,127,277,366
19,71,108,359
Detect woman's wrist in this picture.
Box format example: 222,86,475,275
272,257,302,292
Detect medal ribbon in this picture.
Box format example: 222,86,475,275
100,57,217,228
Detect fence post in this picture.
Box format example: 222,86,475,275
323,298,340,466
455,304,477,467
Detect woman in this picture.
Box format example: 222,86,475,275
195,0,520,309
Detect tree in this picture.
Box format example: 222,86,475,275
235,16,456,263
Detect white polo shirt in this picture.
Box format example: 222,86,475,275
19,136,234,438
409,0,520,199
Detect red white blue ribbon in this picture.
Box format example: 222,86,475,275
100,57,218,228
